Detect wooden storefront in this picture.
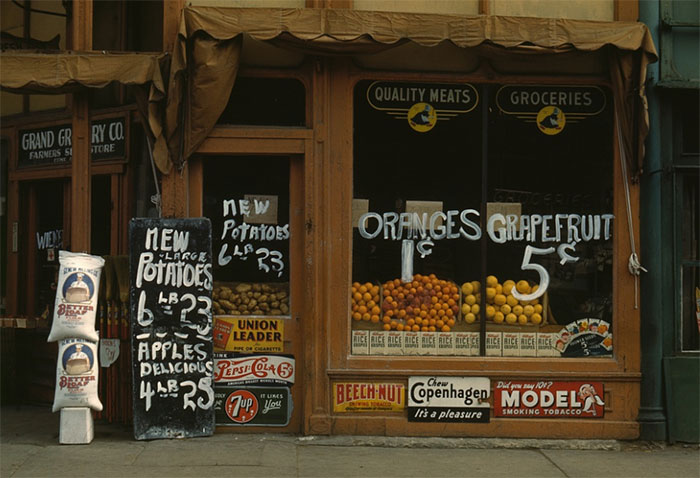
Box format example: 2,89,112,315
1,5,657,439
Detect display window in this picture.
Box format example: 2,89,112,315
351,79,615,359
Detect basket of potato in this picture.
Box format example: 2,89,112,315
213,282,290,316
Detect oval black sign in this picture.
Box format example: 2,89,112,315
496,85,606,116
367,81,479,113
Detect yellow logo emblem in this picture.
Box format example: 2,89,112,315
537,106,566,135
407,103,437,133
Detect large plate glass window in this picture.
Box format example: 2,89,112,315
351,80,615,358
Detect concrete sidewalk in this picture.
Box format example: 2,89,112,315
1,406,698,478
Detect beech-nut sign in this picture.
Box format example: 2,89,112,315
496,85,606,135
367,81,479,133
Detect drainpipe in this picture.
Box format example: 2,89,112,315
638,0,667,441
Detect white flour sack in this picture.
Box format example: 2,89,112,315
47,251,104,342
52,338,103,412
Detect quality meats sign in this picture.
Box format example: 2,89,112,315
494,381,605,418
408,376,490,423
213,354,295,386
366,81,478,133
215,386,292,426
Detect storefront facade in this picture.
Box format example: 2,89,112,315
1,0,666,439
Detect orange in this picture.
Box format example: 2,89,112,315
352,312,362,321
382,323,391,331
412,325,420,332
505,313,517,324
516,280,530,294
370,315,380,323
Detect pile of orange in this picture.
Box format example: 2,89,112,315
381,274,460,332
462,275,544,326
351,282,381,323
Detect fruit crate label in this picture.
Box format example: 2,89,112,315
453,332,471,356
404,331,421,355
537,333,560,357
437,332,454,355
485,332,503,357
386,331,404,355
215,386,292,426
369,331,388,355
419,332,438,355
467,332,481,356
334,382,405,412
502,332,520,357
520,332,537,357
352,330,370,355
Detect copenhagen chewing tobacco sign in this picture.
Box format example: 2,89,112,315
494,381,605,418
408,376,490,423
367,81,478,133
18,116,126,167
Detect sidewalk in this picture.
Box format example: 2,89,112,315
1,405,698,478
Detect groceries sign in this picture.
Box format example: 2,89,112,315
496,85,606,135
18,116,126,167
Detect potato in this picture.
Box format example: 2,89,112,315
235,283,251,293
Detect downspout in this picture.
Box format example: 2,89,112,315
638,0,668,441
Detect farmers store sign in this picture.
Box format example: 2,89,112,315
333,382,405,412
494,381,605,418
408,376,490,423
19,116,126,167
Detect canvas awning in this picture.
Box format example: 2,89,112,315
165,6,657,177
0,51,169,171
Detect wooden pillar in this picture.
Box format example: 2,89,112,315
614,0,639,21
70,0,93,252
160,0,188,218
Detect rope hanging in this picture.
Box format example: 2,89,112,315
616,114,647,309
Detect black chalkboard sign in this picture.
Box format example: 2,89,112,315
129,218,215,440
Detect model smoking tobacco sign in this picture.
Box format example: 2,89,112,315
496,85,606,135
129,218,215,440
494,381,605,418
367,81,478,133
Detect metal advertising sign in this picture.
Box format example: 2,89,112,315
333,382,405,412
213,353,295,386
18,116,126,168
407,376,490,423
214,386,292,426
213,317,284,353
494,380,605,418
